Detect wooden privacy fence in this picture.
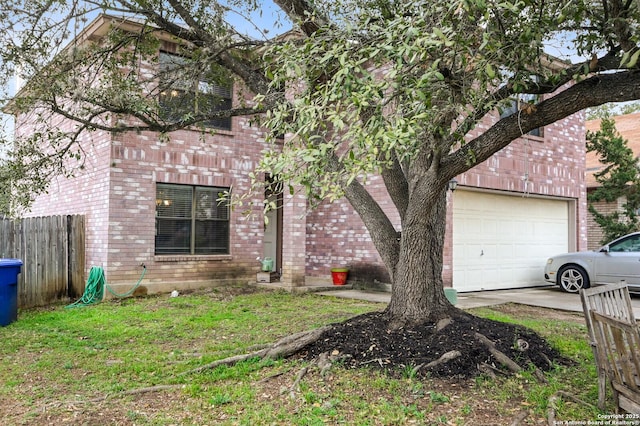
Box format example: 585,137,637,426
0,215,85,308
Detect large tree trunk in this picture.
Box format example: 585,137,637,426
384,185,454,325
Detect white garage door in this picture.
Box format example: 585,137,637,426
453,190,569,292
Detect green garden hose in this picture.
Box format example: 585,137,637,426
66,265,146,308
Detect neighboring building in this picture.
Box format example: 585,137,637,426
13,15,587,295
585,112,640,249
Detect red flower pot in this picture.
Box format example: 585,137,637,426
331,268,349,285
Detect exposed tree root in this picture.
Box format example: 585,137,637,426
246,343,271,352
540,352,553,369
515,338,529,351
258,371,286,383
474,332,523,374
509,410,529,426
122,384,185,396
547,391,596,426
473,332,547,382
316,351,333,376
316,350,348,376
172,313,560,384
361,358,388,367
411,350,461,376
477,362,507,379
533,368,548,383
436,317,453,332
179,326,331,376
288,366,309,399
69,384,187,404
477,363,496,379
285,351,349,399
180,351,267,376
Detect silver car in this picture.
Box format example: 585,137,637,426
544,232,640,293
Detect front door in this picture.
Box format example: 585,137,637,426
263,193,278,271
263,179,283,275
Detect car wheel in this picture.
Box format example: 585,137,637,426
557,265,590,293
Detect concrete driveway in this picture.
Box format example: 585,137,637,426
318,285,640,318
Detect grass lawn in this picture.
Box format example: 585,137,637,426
0,286,609,425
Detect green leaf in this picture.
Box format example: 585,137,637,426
620,51,631,67
485,63,495,79
626,50,640,68
433,28,446,40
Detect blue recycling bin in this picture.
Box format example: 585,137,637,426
0,259,23,326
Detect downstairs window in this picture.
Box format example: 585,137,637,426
155,183,230,255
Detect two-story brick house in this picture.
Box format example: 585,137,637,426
15,15,587,295
585,112,640,249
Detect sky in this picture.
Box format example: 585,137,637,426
222,0,291,39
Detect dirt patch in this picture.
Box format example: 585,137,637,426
298,309,570,379
253,364,544,425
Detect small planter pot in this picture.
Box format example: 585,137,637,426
330,268,349,285
260,257,274,272
444,288,458,305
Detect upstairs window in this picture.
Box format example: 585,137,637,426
499,95,544,138
155,183,230,255
158,52,232,130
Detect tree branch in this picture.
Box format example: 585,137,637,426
380,155,409,222
117,1,274,97
327,155,400,280
442,71,640,178
272,0,328,36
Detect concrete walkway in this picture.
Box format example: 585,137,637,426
318,285,640,318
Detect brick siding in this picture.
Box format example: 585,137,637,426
587,194,626,249
21,109,272,292
585,113,640,248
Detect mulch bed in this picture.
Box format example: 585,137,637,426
298,310,569,378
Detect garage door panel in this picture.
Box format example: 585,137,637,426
453,191,569,292
514,242,536,256
503,269,522,284
482,219,499,235
497,245,517,258
464,245,485,265
461,217,483,234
